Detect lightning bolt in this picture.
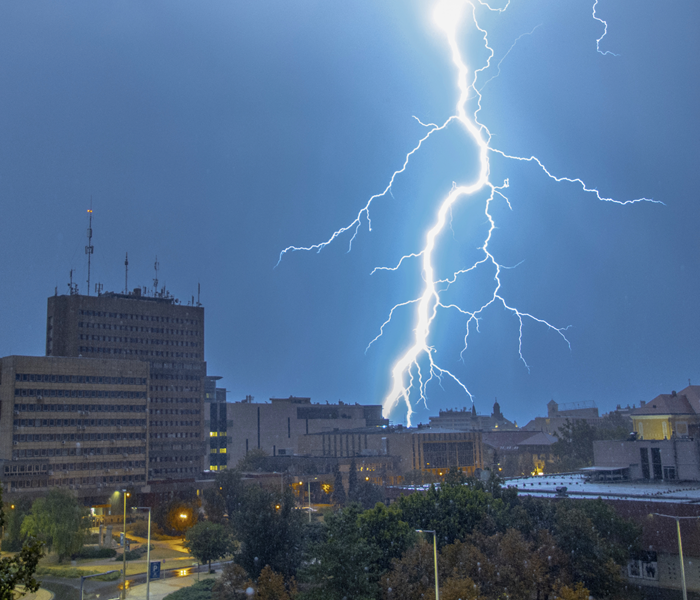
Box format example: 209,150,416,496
276,0,661,426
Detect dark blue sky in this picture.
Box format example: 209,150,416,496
1,1,698,427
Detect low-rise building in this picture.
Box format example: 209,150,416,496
428,399,517,431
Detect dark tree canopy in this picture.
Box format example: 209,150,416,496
183,521,233,571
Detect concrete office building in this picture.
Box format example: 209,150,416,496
225,396,388,466
204,375,229,471
46,289,206,480
0,355,149,501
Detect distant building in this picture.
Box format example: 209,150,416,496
481,430,557,477
428,399,517,431
204,376,228,471
46,290,206,481
591,386,700,482
522,399,601,434
298,425,483,481
0,355,149,501
224,396,388,466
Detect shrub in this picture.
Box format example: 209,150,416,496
74,546,117,559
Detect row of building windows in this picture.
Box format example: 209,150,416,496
149,432,200,439
149,455,197,463
14,418,147,428
78,333,200,348
150,409,200,415
14,446,145,458
150,361,202,371
152,373,200,381
15,388,147,400
149,420,200,427
14,432,146,443
14,403,146,415
149,467,198,475
78,309,199,326
78,322,199,336
79,346,201,359
3,474,147,491
151,385,199,392
15,373,145,385
151,397,200,404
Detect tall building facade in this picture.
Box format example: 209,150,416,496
46,290,206,481
0,355,149,500
204,375,228,471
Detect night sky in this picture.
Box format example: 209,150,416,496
1,1,698,427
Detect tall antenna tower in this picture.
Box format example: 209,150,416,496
124,253,129,293
153,256,159,295
85,202,94,296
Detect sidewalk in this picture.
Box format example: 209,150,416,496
126,572,219,600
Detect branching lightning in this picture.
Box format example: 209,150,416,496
276,0,660,426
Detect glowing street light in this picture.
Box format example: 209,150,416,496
416,529,439,599
133,507,152,600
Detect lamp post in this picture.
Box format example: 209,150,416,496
133,507,151,600
121,490,130,600
652,513,699,600
416,529,439,600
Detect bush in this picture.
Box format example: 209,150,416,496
35,567,120,581
162,578,217,600
73,546,117,559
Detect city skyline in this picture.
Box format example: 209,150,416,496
0,1,698,426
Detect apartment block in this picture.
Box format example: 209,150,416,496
0,355,149,501
46,290,206,480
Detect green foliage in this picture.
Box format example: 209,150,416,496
351,481,384,510
183,522,233,570
231,486,305,579
256,565,297,600
236,448,268,472
357,503,415,573
215,469,247,521
330,464,345,506
299,504,381,600
202,487,227,524
35,566,120,581
396,482,509,546
552,418,627,471
212,563,254,600
1,495,32,552
162,578,217,600
73,546,117,559
347,459,358,502
21,489,87,562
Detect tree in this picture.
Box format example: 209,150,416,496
382,540,438,600
299,504,381,600
551,419,597,470
184,521,233,572
203,487,227,524
357,503,415,573
232,485,305,579
237,448,268,472
216,468,247,519
212,563,254,600
256,565,297,600
0,488,43,600
330,463,346,506
21,489,87,562
347,459,358,502
1,495,32,552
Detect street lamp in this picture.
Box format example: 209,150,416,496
133,507,152,600
416,529,439,600
651,513,699,600
120,490,130,600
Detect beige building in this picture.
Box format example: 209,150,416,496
224,396,387,467
298,426,483,480
1,355,149,502
46,290,206,480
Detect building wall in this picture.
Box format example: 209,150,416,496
298,428,483,477
225,397,385,466
46,292,206,480
0,355,149,501
204,377,228,471
632,415,693,440
594,439,700,481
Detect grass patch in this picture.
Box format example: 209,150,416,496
162,578,217,600
40,581,79,600
36,566,121,580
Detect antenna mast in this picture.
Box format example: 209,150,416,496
85,202,94,296
153,256,159,296
125,252,129,293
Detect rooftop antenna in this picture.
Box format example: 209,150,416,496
197,283,201,306
85,201,94,296
124,253,129,293
68,269,78,295
153,256,159,296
